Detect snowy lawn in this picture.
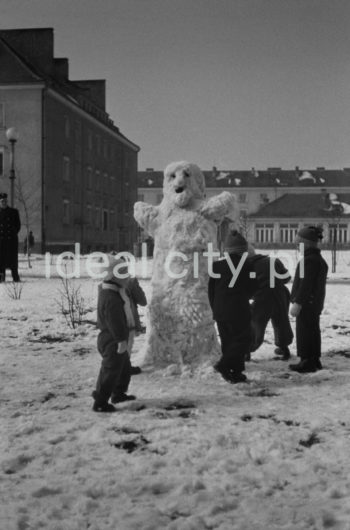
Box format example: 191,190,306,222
1,252,350,530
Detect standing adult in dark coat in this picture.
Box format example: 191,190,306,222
0,193,21,282
289,225,328,373
208,230,257,383
247,248,293,360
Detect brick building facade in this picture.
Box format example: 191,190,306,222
0,28,139,253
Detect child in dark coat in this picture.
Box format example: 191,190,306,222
289,225,328,373
208,230,256,383
92,255,136,413
247,247,293,360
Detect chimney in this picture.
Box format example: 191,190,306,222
54,58,69,79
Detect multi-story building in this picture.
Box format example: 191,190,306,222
0,28,140,253
138,167,350,247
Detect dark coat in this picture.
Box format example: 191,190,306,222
0,206,21,269
247,254,290,293
208,254,257,323
291,247,328,314
97,283,129,353
248,254,293,351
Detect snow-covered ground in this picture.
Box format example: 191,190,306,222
1,250,350,530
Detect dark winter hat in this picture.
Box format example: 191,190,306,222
224,230,248,254
297,225,323,242
0,193,8,199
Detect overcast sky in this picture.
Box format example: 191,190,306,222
2,0,350,171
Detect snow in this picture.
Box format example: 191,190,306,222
1,251,350,530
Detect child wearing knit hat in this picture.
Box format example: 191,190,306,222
92,255,137,412
289,225,328,373
208,230,257,383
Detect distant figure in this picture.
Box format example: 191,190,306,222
289,226,328,373
247,247,293,360
0,192,21,282
23,230,35,256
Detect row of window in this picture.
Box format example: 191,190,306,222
63,157,124,193
63,200,120,231
63,115,132,165
238,193,268,204
255,223,348,243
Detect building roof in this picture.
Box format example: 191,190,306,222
0,28,140,152
249,193,350,219
138,168,350,188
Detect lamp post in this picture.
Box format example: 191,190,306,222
5,127,19,207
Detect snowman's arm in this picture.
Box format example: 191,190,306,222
200,192,238,224
134,202,160,237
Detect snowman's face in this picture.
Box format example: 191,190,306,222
163,162,205,207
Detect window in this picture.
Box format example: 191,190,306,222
0,103,5,128
138,194,144,202
156,194,163,204
239,210,247,219
260,193,269,204
238,193,246,204
64,115,70,138
87,131,93,150
124,200,130,213
124,151,129,168
95,207,100,228
102,209,108,231
0,149,3,176
62,157,70,181
280,224,298,244
329,224,347,244
103,140,108,159
110,175,116,194
255,224,274,243
95,170,100,190
96,135,101,155
63,200,70,224
109,210,115,231
103,172,108,192
86,204,92,226
86,166,92,189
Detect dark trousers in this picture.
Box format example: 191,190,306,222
94,343,131,404
111,354,132,398
251,287,293,352
0,267,20,282
296,308,321,360
216,320,251,373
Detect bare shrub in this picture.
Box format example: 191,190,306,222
56,274,86,329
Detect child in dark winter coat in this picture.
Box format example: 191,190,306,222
289,225,328,373
208,230,257,383
247,247,293,360
92,255,136,413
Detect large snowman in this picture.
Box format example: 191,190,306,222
134,161,237,370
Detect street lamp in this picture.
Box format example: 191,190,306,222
6,127,19,207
